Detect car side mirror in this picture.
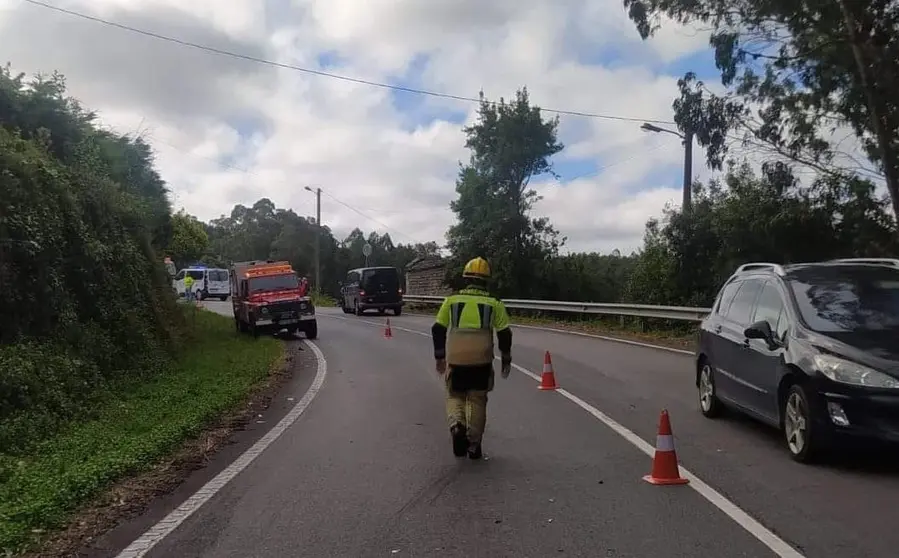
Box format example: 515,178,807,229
744,320,773,340
744,320,780,349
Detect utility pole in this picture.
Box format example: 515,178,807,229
304,186,322,292
641,123,694,213
682,129,694,214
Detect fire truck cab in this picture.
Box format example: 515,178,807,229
230,260,318,339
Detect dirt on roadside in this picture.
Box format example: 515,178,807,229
20,341,308,558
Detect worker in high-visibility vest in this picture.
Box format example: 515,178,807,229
184,273,195,302
431,257,512,459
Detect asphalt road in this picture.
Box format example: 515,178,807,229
115,303,899,558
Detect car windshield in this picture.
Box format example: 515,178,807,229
208,269,228,282
362,268,399,290
788,266,899,332
249,274,298,293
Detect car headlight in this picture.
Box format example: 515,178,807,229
814,354,899,389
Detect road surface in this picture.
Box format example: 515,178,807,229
107,303,899,558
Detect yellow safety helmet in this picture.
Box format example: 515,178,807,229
462,257,491,279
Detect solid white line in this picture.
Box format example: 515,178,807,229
509,322,695,356
114,340,328,558
323,314,805,558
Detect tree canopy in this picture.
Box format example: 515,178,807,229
445,88,566,297
621,0,899,222
196,198,440,297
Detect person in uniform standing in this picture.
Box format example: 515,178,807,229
431,257,512,459
184,273,195,303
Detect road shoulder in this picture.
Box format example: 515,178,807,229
19,338,315,558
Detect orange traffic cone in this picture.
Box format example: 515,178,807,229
538,351,558,390
643,410,689,486
384,319,393,339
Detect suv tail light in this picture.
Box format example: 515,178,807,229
359,290,366,296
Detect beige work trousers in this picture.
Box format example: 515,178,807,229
444,367,493,445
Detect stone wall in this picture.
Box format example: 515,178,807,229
405,256,451,296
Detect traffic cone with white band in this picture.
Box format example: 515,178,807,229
643,409,689,485
538,351,558,390
384,319,393,339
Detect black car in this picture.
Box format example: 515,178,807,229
340,266,404,316
696,258,899,462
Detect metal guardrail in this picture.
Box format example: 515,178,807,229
402,295,712,322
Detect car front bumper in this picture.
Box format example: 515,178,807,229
813,380,899,443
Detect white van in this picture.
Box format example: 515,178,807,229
173,267,231,301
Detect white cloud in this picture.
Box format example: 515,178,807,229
1,0,725,254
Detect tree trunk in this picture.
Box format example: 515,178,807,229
837,0,899,229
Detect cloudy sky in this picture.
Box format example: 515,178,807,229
0,0,727,254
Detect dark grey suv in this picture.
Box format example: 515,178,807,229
696,258,899,462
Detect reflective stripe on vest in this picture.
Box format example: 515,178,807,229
445,294,496,366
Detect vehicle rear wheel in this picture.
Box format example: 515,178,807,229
698,361,723,418
305,321,318,340
783,383,823,463
220,295,228,301
393,306,402,316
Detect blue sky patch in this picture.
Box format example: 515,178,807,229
387,53,468,129
660,48,718,81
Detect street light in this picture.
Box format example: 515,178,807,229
641,122,694,213
304,185,322,292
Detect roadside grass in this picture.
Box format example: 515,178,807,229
311,290,337,307
404,304,698,352
0,308,283,555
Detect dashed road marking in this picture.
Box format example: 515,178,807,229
115,339,328,558
323,313,805,558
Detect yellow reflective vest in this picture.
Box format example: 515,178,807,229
432,287,512,367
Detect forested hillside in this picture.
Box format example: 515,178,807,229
0,67,184,454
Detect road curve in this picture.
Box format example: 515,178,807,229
114,303,775,558
332,308,899,558
102,303,899,558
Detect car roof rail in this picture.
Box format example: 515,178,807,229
735,262,785,275
829,258,899,268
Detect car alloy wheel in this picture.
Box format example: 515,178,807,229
784,391,808,456
698,363,722,418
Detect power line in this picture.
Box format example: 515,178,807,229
23,0,676,125
562,141,669,182
146,134,431,245
318,190,426,245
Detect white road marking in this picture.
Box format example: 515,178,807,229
323,313,806,558
114,340,328,558
510,322,694,356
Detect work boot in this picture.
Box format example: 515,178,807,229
467,442,483,460
450,423,468,457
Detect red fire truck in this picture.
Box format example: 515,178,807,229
230,260,317,339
